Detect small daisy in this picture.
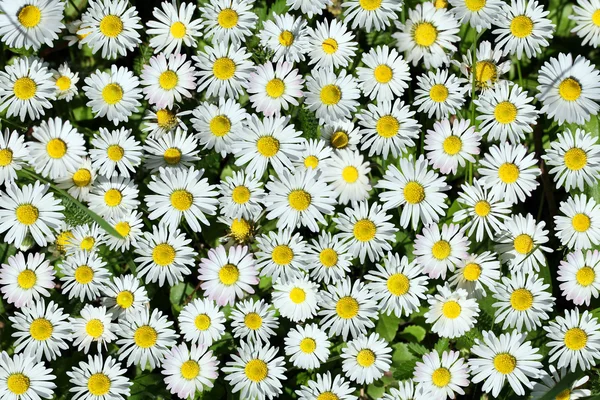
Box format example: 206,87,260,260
56,158,96,202
134,224,197,287
318,277,378,341
284,324,331,370
536,53,600,125
452,179,512,242
90,127,141,178
335,201,397,264
544,308,600,372
424,118,481,175
63,19,89,48
147,0,202,55
469,330,543,397
478,143,541,205
63,223,106,256
320,120,362,151
542,128,600,191
101,274,150,320
199,0,257,45
88,176,140,219
193,42,254,99
116,308,178,370
448,251,501,299
69,305,116,353
414,223,470,279
53,222,73,254
343,0,401,32
272,276,320,322
232,114,304,178
220,216,257,244
558,250,600,306
0,351,56,400
364,252,429,318
425,285,479,338
51,62,79,101
255,229,307,282
247,61,304,117
414,350,470,399
0,181,64,249
67,355,131,400
0,251,54,308
145,166,219,232
218,170,264,220
449,0,503,31
60,251,111,301
198,244,259,306
381,380,430,400
358,99,420,159
161,343,219,399
143,106,190,138
475,81,538,144
555,194,600,250
531,365,591,400
259,13,309,63
106,211,143,252
356,45,409,101
377,154,449,230
192,98,247,157
305,69,360,124
307,19,357,70
0,0,65,50
342,332,392,385
78,0,142,59
413,69,468,119
222,341,286,400
393,2,460,68
491,271,555,332
141,53,196,109
320,149,372,205
455,40,512,91
570,0,600,48
305,232,352,284
495,213,552,273
0,56,55,121
230,298,279,344
293,139,332,171
178,298,226,346
143,128,200,173
10,299,70,362
83,65,143,125
295,372,357,400
0,129,28,186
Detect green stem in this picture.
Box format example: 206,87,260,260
516,59,523,88
0,116,27,132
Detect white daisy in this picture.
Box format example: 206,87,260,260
342,0,401,32
414,223,470,280
51,62,79,101
63,223,106,256
286,0,332,19
147,0,203,55
0,128,28,186
271,276,320,322
449,0,503,31
178,298,226,346
101,274,150,320
356,45,410,101
413,69,468,119
295,372,357,400
320,120,362,151
0,251,54,308
425,284,479,338
0,0,65,50
307,19,357,70
69,305,116,353
448,251,501,299
305,232,353,284
55,158,96,202
259,13,309,63
67,354,131,400
192,98,247,157
141,53,196,109
570,0,600,48
59,251,111,301
199,0,257,45
454,40,512,91
413,350,470,399
284,324,331,370
230,298,279,345
320,149,372,206
161,343,219,399
0,351,56,400
293,138,332,172
88,176,140,219
342,332,392,385
531,365,591,400
558,249,600,306
555,194,600,250
142,128,200,173
255,229,307,282
424,118,481,175
218,170,264,220
247,61,304,117
304,69,360,124
142,106,190,138
90,127,141,178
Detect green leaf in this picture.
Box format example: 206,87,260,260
376,313,401,342
367,381,386,399
392,342,416,367
537,370,587,400
392,358,418,381
169,282,186,310
434,337,450,354
407,343,429,356
399,325,426,342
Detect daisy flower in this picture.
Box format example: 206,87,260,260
305,232,353,284
358,99,420,159
51,62,79,101
293,139,332,171
63,223,106,255
342,332,392,385
193,42,254,99
230,298,279,344
0,181,64,249
0,351,56,399
478,142,541,205
59,251,111,301
147,0,203,55
219,215,257,244
218,170,265,220
448,251,501,299
495,213,552,273
452,179,512,242
286,0,332,19
78,0,142,59
531,365,591,400
356,45,410,101
141,53,196,109
145,166,219,232
56,158,96,202
259,13,309,63
284,324,330,370
320,149,372,205
544,308,600,372
0,0,65,50
570,0,600,48
413,69,468,119
232,114,304,178
536,53,600,125
90,127,141,178
295,372,357,400
272,276,320,322
304,69,360,124
199,0,257,45
449,0,503,31
318,277,378,341
192,98,247,157
134,225,197,287
492,0,554,60
469,330,543,397
161,343,219,399
255,229,307,282
454,40,512,91
101,274,150,320
424,118,480,175
69,305,116,353
0,251,54,308
116,308,178,370
320,120,362,151
380,380,430,400
222,341,286,400
558,250,600,306
424,285,479,338
0,129,28,186
364,252,429,318
555,194,600,250
0,56,55,121
542,128,600,191
307,19,357,70
491,271,555,332
475,81,538,144
198,244,259,306
414,350,470,399
142,128,200,173
393,2,460,68
178,298,226,346
377,154,449,230
334,201,398,264
247,61,304,117
9,299,70,362
63,19,89,48
83,65,143,125
67,355,131,400
342,0,401,32
88,176,140,219
143,106,190,138
414,223,470,279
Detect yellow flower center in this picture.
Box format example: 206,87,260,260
7,373,30,395
213,57,236,80
331,131,349,149
15,204,39,225
572,213,591,232
353,219,376,242
272,245,293,265
559,78,582,101
494,101,518,124
387,273,410,296
56,230,73,251
232,186,251,204
163,147,181,165
556,389,572,400
194,314,211,330
593,9,600,26
475,61,497,86
319,248,338,267
289,287,306,304
218,8,238,28
359,0,382,10
320,84,342,105
100,15,123,37
442,300,461,319
156,109,177,130
404,181,425,204
278,30,294,46
230,218,251,241
13,77,37,100
474,200,491,217
209,115,231,137
102,83,123,105
85,319,104,338
356,349,376,367
256,136,280,157
55,76,71,91
429,84,449,102
218,263,239,285
322,38,338,54
244,359,268,382
513,234,533,255
30,318,53,341
180,360,200,380
413,22,438,47
104,189,122,207
134,325,157,348
465,0,486,11
75,265,94,284
115,221,130,237
304,155,319,169
18,5,41,28
434,0,449,8
493,353,516,374
443,135,462,155
564,148,587,170
374,64,393,83
266,78,285,98
432,367,451,387
17,269,37,289
498,162,520,184
299,337,316,353
510,15,534,38
342,166,359,183
463,263,482,281
564,328,588,350
159,70,179,90
576,266,595,287
170,189,193,211
152,243,176,266
376,115,399,138
116,290,134,308
72,168,92,187
80,236,95,251
107,144,124,161
170,21,187,38
432,240,451,260
336,296,359,319
0,148,13,166
317,393,339,400
244,312,262,330
510,288,533,311
88,373,111,396
46,138,67,159
288,189,312,211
